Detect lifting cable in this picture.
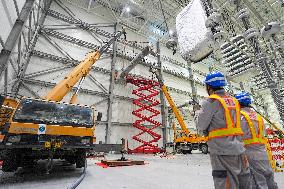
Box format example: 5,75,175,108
158,0,170,35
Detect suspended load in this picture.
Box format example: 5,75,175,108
176,0,214,62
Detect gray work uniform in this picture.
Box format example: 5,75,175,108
195,89,251,189
240,107,278,189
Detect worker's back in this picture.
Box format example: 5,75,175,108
197,89,245,155
196,72,251,189
236,91,278,189
240,107,268,161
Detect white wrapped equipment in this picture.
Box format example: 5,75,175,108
176,0,214,62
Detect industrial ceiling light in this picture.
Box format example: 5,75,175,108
126,7,130,12
279,0,284,7
157,0,177,55
166,37,177,55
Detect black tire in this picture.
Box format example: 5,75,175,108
65,156,76,164
175,144,182,154
22,157,36,167
176,144,192,154
0,149,4,160
75,149,86,168
2,150,19,172
200,144,208,154
182,145,192,154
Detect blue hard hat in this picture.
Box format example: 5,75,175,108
204,71,227,87
235,92,253,106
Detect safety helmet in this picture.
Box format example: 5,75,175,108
204,71,227,87
235,92,253,106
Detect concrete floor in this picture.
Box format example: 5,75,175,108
0,153,283,189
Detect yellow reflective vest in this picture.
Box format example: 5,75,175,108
208,94,244,139
241,110,266,145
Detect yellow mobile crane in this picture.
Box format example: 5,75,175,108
0,95,18,159
0,30,125,172
151,68,208,154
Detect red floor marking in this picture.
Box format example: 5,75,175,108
95,162,109,168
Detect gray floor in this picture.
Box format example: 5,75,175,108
0,153,283,189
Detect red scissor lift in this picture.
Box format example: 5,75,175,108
126,77,161,153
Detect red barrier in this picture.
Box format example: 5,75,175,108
95,162,109,168
268,137,284,161
127,77,161,154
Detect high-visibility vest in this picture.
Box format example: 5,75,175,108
208,94,243,139
241,110,266,145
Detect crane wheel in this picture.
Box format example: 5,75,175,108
75,149,86,168
65,156,76,164
175,144,182,154
200,144,208,154
184,144,192,154
2,150,19,172
0,149,4,160
175,144,192,154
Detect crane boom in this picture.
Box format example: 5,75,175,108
45,30,125,102
151,68,190,134
161,85,190,134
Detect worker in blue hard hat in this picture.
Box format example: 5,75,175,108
195,71,251,189
236,92,278,189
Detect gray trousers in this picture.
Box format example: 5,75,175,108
210,153,251,189
249,159,278,189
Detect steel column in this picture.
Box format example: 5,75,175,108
157,40,168,148
105,23,117,144
4,68,8,95
12,0,53,96
0,0,36,78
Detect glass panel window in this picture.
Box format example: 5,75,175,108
13,99,94,127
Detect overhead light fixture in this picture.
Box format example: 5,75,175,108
166,38,177,55
169,30,174,35
126,7,130,12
